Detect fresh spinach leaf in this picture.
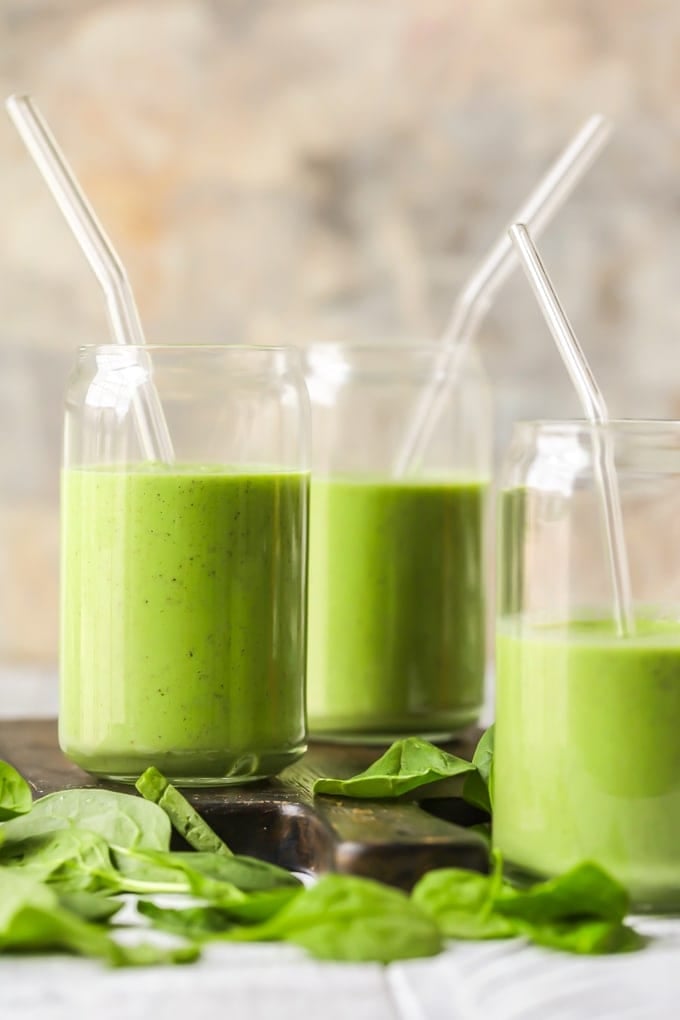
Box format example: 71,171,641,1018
469,822,491,844
412,867,515,939
0,867,65,925
227,874,443,962
139,886,300,936
0,788,171,851
110,942,199,967
111,846,246,904
0,827,114,892
0,870,196,966
0,760,32,821
462,726,494,813
139,901,233,938
521,918,644,955
313,738,476,798
169,852,301,892
135,768,232,855
472,725,494,787
109,846,299,902
218,887,302,924
107,847,195,895
494,862,629,925
412,857,639,955
57,890,124,924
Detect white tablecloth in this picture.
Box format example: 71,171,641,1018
2,918,679,1020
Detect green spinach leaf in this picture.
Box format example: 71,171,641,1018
462,726,494,813
109,846,299,902
139,886,300,936
57,890,124,924
412,857,639,955
0,827,114,892
0,788,171,851
520,918,644,955
0,870,196,966
136,768,232,855
169,851,301,892
0,760,32,821
111,846,246,904
227,874,443,962
218,887,302,924
107,847,195,895
313,738,476,798
110,942,199,967
412,866,515,939
139,901,234,938
494,862,629,925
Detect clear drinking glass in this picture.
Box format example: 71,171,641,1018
60,344,309,785
494,419,680,912
305,343,491,742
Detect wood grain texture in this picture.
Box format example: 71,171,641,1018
0,719,488,889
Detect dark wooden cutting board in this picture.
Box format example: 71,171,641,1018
0,720,488,890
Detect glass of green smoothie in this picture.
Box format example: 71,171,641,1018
305,343,491,742
495,419,680,912
60,344,310,785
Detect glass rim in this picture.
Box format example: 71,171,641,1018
513,418,680,435
303,341,479,381
304,340,460,358
77,343,302,355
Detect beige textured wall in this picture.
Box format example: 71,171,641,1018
1,0,680,664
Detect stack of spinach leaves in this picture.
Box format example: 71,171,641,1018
0,733,642,967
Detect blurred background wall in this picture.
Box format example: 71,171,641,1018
1,0,679,669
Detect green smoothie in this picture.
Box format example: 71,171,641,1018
307,475,487,739
494,617,680,912
60,464,308,784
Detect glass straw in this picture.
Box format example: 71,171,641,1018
394,115,612,475
509,222,634,638
6,93,174,464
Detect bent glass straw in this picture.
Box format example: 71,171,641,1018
395,114,612,475
6,94,174,463
509,222,634,638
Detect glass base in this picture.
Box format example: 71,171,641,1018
62,743,307,787
502,856,680,916
308,708,480,745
